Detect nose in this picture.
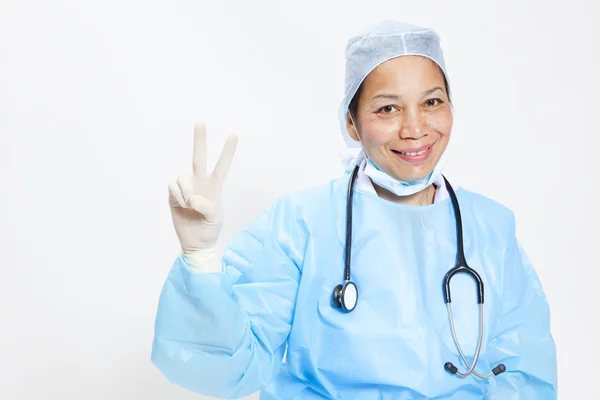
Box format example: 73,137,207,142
399,108,426,139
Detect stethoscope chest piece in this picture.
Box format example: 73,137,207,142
333,281,358,312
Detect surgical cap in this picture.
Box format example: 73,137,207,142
338,20,450,148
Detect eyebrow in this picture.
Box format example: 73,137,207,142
423,86,444,96
371,86,445,101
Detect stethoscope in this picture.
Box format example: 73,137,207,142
332,165,506,379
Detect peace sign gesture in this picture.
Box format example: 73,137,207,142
169,122,238,253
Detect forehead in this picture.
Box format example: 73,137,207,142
362,55,445,91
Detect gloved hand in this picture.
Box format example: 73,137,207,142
168,122,238,272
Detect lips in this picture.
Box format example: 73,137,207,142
394,144,432,156
392,144,434,163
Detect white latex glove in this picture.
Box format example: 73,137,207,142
168,122,238,272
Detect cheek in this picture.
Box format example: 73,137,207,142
425,110,453,134
360,117,401,146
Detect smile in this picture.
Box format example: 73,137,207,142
392,144,434,163
398,148,429,156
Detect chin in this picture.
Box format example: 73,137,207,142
394,167,432,182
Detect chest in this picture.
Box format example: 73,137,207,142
288,200,506,389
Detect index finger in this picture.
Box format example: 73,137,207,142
193,122,207,177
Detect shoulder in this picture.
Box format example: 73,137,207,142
244,176,345,235
456,187,517,236
279,176,347,212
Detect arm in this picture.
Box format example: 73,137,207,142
151,195,305,398
484,215,557,399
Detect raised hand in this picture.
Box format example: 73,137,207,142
168,122,238,253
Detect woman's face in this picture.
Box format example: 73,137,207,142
346,55,453,182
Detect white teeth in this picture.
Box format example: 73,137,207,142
401,149,427,156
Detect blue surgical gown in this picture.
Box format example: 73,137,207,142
151,174,557,399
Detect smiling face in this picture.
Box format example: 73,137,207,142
346,55,453,182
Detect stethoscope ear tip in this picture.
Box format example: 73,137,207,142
492,364,506,376
444,361,506,378
444,362,458,375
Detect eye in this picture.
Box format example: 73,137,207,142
377,105,395,113
425,98,443,107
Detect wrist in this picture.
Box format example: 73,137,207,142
182,247,222,273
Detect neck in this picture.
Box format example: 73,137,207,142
372,181,435,206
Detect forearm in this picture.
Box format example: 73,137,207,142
485,234,557,399
151,256,284,398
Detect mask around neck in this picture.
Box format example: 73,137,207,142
363,152,447,197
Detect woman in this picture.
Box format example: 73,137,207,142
152,21,557,399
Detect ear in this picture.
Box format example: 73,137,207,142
345,112,360,142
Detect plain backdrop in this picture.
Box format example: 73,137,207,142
1,0,598,399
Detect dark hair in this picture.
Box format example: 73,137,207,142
348,65,451,122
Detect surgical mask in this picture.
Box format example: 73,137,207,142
363,152,447,197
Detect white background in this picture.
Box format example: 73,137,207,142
1,1,598,399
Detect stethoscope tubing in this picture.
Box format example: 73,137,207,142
336,164,505,378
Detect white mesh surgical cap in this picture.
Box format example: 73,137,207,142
338,20,450,148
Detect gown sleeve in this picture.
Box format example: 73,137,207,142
151,195,306,398
484,213,558,399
